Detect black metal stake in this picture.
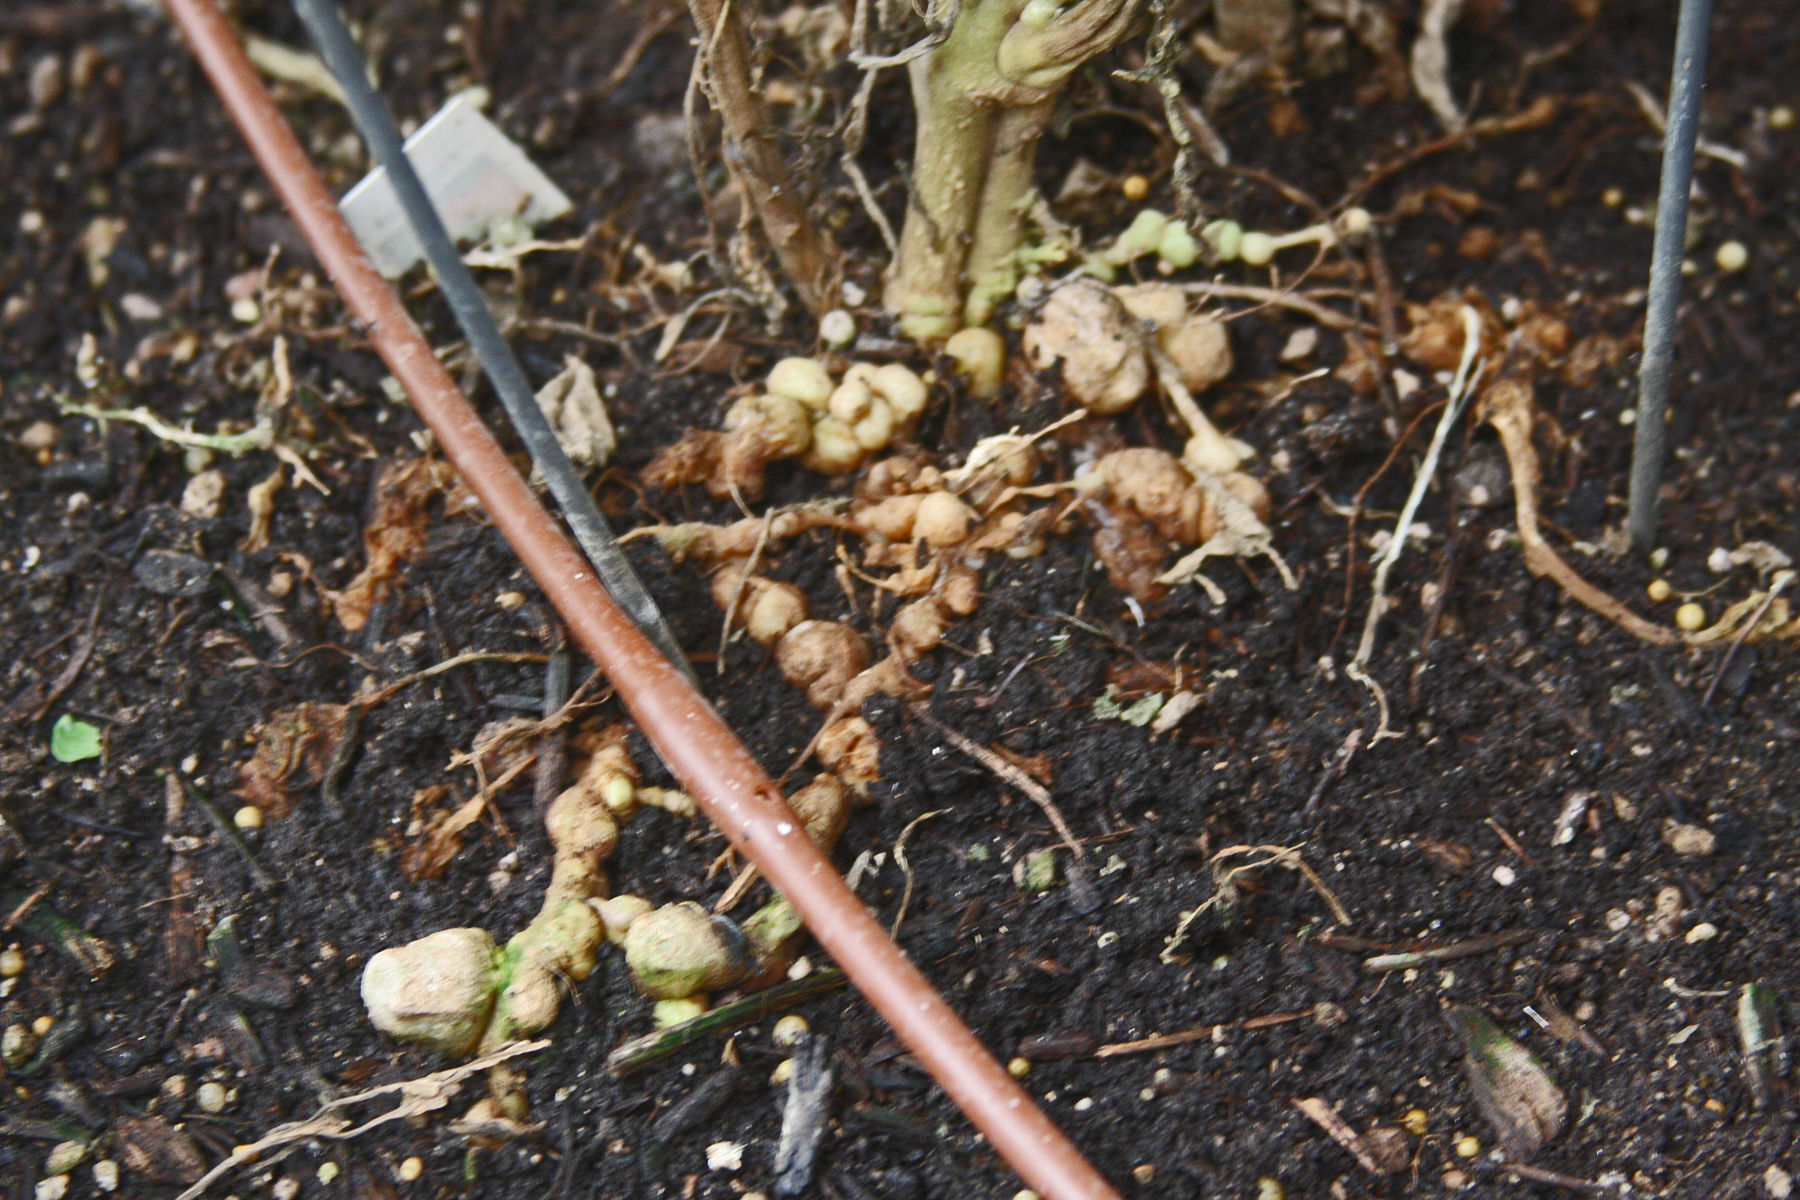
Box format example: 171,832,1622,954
1627,0,1713,550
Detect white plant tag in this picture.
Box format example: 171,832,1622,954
339,93,573,278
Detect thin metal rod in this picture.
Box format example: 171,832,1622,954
287,0,695,681
1628,0,1712,550
158,2,1122,1196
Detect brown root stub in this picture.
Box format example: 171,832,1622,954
776,620,874,709
816,717,882,787
1023,279,1150,413
711,565,811,646
1080,448,1274,602
630,505,847,564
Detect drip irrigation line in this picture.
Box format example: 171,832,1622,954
158,2,1122,1196
286,0,694,682
1627,0,1713,550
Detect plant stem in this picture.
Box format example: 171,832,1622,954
686,0,841,315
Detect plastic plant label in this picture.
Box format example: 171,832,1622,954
339,93,573,278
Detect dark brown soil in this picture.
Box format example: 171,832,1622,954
3,1,1799,1197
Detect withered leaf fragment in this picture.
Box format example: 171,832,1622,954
1445,1004,1567,1159
234,702,348,819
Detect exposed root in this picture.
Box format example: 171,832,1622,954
1479,376,1680,647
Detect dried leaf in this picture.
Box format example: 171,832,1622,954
533,356,616,474
400,786,488,881
1446,1004,1567,1159
234,702,348,819
333,458,440,631
116,1115,205,1184
1156,470,1298,596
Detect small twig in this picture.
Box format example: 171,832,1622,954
1702,570,1793,706
1174,283,1372,331
1293,1097,1390,1175
184,784,279,890
1484,817,1534,866
1480,377,1681,646
1093,1011,1305,1057
353,652,550,709
26,584,106,721
1302,728,1362,821
913,708,1099,912
1492,1161,1626,1195
1361,930,1535,972
718,507,776,674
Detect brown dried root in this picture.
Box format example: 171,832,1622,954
1478,376,1679,647
622,503,847,563
1075,448,1278,602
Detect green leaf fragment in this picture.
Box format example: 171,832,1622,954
49,715,102,763
1091,685,1164,726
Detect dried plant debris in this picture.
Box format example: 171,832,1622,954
532,355,616,474
329,458,443,632
233,702,349,819
1445,1004,1567,1159
1738,982,1789,1110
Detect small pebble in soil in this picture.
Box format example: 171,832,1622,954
196,1082,229,1113
1663,822,1716,857
1443,1169,1472,1191
1132,1164,1155,1182
1256,1178,1284,1200
273,1179,300,1200
1686,922,1719,944
496,590,527,611
1121,175,1149,201
1716,241,1749,273
231,297,260,324
820,310,856,348
1675,602,1706,631
398,1157,424,1182
233,806,263,831
1772,105,1796,130
1006,1057,1031,1079
1491,865,1516,887
92,1161,119,1193
1402,1108,1428,1135
33,1174,68,1200
1454,1135,1481,1158
1013,1191,1041,1200
1647,579,1672,602
317,1163,341,1185
1602,187,1624,207
772,1015,809,1047
0,948,24,978
32,1016,54,1037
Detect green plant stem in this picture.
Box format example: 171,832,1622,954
963,97,1055,326
606,967,847,1075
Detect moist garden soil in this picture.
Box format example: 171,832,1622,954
2,0,1800,1196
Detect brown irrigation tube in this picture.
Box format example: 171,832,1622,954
160,2,1123,1197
